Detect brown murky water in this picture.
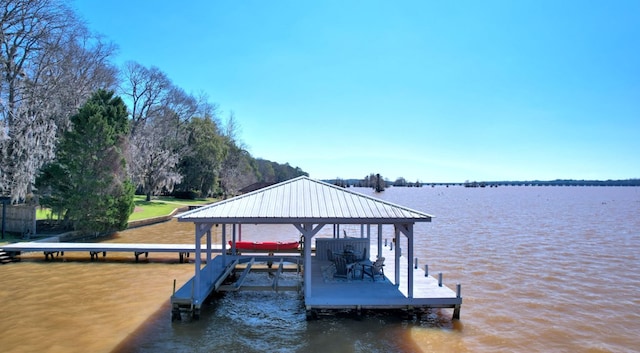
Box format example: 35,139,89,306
1,186,639,352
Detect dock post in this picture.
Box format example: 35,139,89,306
414,258,418,269
424,264,428,277
453,306,461,320
438,272,442,287
453,283,462,320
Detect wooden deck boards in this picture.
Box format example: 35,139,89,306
171,247,461,317
1,242,206,253
1,242,223,262
378,243,460,301
172,256,230,305
305,256,460,309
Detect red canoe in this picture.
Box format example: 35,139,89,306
228,241,300,251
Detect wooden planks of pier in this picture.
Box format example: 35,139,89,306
0,242,223,263
305,243,461,319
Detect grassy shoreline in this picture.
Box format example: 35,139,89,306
1,196,216,245
36,195,215,221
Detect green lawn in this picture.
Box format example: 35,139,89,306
0,196,215,245
35,196,216,222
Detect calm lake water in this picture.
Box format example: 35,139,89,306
1,186,639,352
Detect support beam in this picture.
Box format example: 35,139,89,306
221,224,227,262
394,225,400,286
232,258,255,291
206,228,212,264
232,224,237,246
272,258,284,291
193,225,203,305
214,259,240,290
394,223,416,297
406,223,414,298
192,223,212,302
377,224,383,259
294,223,325,298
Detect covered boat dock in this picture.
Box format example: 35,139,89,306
171,176,462,320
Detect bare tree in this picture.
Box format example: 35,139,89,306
0,0,117,201
219,142,257,197
1,0,68,127
162,85,198,138
128,113,182,201
120,62,204,200
218,112,257,196
120,61,171,136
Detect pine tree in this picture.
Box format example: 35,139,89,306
37,90,134,232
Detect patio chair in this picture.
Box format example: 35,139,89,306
333,255,354,279
361,257,385,280
326,248,334,262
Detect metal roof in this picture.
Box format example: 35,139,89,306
177,176,432,224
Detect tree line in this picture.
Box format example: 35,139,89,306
331,174,423,190
0,0,306,233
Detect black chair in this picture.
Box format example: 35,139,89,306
326,248,334,261
333,255,354,279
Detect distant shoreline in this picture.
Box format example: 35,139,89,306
325,179,640,187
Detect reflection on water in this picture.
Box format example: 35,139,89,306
1,187,639,352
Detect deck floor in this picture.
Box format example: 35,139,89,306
306,244,460,309
171,244,461,314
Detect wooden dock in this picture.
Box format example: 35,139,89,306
170,244,461,320
172,177,464,322
0,242,223,262
3,240,462,320
306,243,461,318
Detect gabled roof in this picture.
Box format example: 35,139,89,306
177,176,432,224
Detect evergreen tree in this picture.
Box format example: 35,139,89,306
37,90,134,232
177,116,227,197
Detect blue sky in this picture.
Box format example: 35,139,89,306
73,0,639,182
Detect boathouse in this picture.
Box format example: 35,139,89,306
172,176,461,319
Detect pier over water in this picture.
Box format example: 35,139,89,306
172,176,462,320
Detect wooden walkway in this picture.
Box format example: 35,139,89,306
1,242,223,262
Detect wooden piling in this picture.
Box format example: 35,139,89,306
453,283,462,320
